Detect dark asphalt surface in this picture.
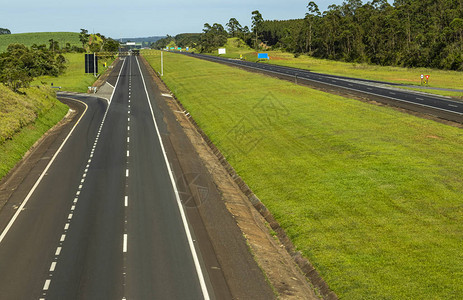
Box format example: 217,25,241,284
0,56,209,299
179,52,463,122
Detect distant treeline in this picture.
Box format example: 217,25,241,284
152,33,202,50
154,0,463,71
0,28,11,35
260,0,463,70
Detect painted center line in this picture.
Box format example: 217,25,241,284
125,196,128,207
449,104,458,108
123,234,128,253
43,279,51,291
49,262,57,272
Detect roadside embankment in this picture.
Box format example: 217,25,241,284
0,85,68,181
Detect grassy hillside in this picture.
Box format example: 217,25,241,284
143,49,463,299
206,38,463,98
0,85,68,179
0,32,81,53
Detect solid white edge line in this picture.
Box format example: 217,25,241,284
135,56,210,300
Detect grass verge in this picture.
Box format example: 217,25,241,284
143,49,463,299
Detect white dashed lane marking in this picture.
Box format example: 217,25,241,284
123,234,128,253
43,279,51,291
49,262,57,272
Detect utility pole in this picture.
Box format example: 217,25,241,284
93,52,96,77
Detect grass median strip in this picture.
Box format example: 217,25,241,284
143,50,463,299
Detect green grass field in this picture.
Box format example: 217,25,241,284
202,38,463,99
31,53,114,93
0,32,81,53
143,49,463,299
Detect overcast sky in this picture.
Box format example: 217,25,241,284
2,0,344,39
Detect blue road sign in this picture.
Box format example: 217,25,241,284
258,53,269,60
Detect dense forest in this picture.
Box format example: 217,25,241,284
153,0,463,71
260,0,463,70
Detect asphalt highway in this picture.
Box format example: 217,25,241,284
0,56,210,299
180,52,463,122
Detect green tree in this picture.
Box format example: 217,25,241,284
200,23,228,53
0,43,67,91
49,39,60,53
251,10,264,49
451,18,463,50
226,18,243,37
79,29,90,49
102,39,120,52
0,28,11,35
305,1,320,53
